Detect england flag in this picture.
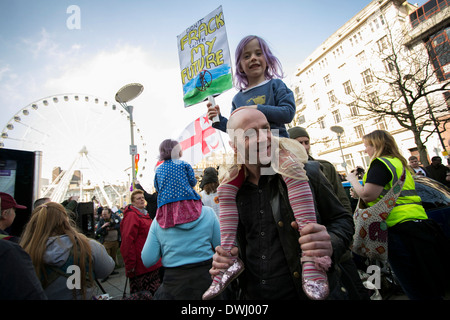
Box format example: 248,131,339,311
177,113,224,166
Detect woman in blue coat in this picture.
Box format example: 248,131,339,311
142,139,221,299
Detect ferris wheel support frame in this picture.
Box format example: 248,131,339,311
48,153,81,203
84,154,113,207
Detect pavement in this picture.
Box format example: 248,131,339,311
91,252,128,300
94,265,128,300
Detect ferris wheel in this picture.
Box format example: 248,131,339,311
0,93,150,206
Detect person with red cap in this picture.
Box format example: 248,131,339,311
0,192,46,299
0,192,27,242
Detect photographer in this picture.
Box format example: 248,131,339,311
95,207,121,279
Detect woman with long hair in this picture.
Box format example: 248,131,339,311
20,202,115,299
347,130,449,300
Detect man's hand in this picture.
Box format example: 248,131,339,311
209,246,239,278
291,222,333,258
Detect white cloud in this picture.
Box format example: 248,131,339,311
0,65,11,81
22,28,60,60
71,43,82,51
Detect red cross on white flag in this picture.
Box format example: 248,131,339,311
177,113,224,166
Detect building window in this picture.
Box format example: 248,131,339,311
390,83,402,99
356,51,366,65
333,45,344,59
361,69,373,85
306,68,314,78
444,91,450,108
327,90,337,105
324,74,331,86
319,58,328,70
311,83,317,95
319,118,326,129
409,0,448,28
348,102,359,116
354,125,365,139
368,91,380,107
344,154,355,170
314,98,321,110
349,31,363,47
377,35,389,51
332,109,342,124
297,114,306,125
383,56,395,73
370,14,386,32
375,116,387,130
425,26,450,81
343,80,353,95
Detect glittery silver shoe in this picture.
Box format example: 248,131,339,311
301,256,331,300
302,278,329,300
202,258,244,300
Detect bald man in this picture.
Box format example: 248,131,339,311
210,108,354,300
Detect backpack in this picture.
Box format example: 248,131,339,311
43,247,95,299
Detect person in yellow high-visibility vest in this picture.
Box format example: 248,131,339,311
347,130,449,300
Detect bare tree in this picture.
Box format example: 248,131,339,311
349,17,449,166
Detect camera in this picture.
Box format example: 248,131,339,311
351,166,365,179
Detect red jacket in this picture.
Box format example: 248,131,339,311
120,205,162,278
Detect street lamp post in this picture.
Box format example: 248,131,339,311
115,83,144,189
330,125,348,174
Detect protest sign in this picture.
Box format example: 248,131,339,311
177,6,232,107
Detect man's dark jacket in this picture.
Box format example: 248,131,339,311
234,161,355,299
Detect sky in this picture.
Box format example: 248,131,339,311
0,0,428,189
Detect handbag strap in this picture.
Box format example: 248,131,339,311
380,157,400,184
379,166,406,201
379,158,417,198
